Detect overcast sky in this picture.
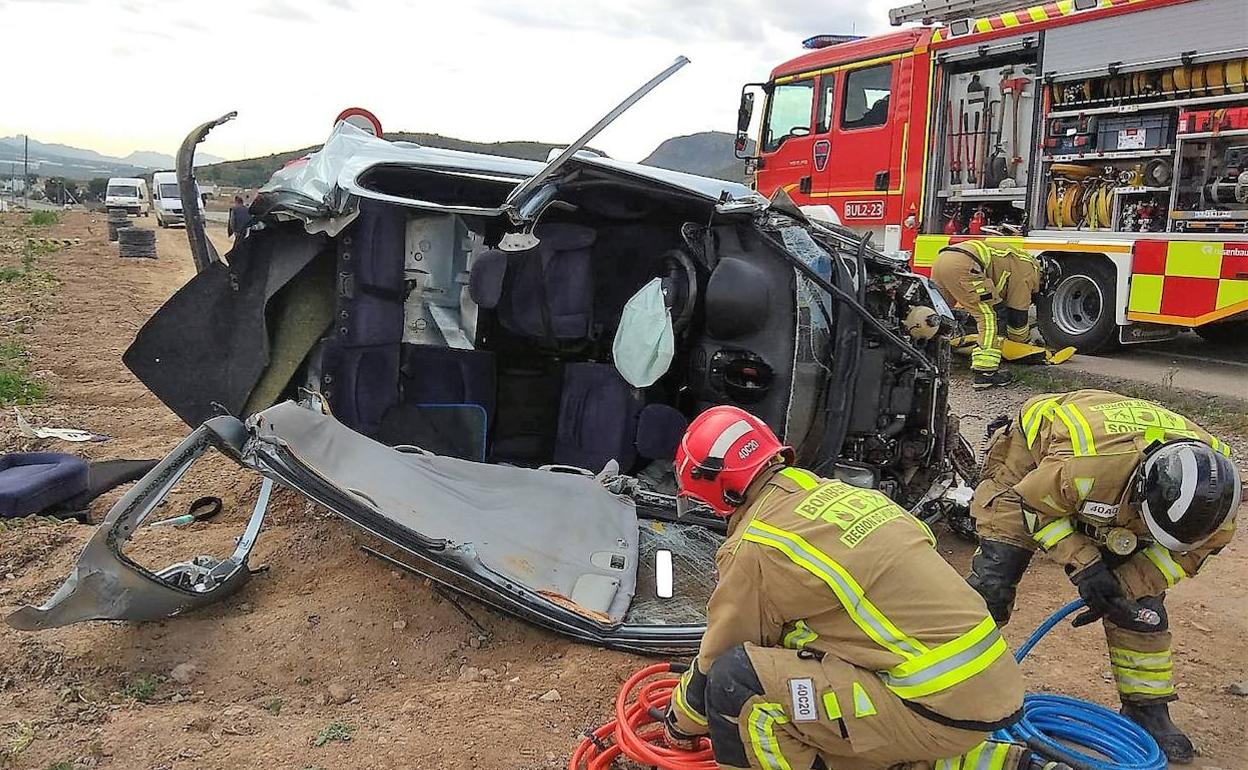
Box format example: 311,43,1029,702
1,0,901,162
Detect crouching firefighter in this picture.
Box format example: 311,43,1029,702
930,240,1043,390
967,389,1242,764
663,406,1065,770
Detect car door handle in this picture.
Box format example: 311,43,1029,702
874,170,890,191
799,176,812,195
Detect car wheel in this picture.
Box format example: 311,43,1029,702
1036,256,1120,354
1194,319,1248,347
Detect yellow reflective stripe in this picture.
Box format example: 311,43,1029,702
1210,437,1233,458
1033,517,1076,549
1053,403,1097,457
743,521,929,659
782,620,819,650
1073,476,1095,501
1022,397,1059,448
672,667,708,726
779,467,819,491
1109,646,1173,672
822,691,842,720
747,703,793,770
979,303,998,348
1112,665,1175,697
881,616,1008,699
851,682,877,717
1141,544,1186,588
953,740,1014,770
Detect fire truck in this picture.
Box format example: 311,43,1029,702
736,0,1248,353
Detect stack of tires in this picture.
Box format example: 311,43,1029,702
117,227,157,259
106,209,129,242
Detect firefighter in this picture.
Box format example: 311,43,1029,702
967,390,1241,764
930,240,1041,390
663,406,1064,770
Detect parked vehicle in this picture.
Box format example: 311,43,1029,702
9,62,968,653
738,0,1248,352
150,170,185,227
104,177,149,216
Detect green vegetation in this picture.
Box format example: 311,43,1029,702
25,210,61,227
263,697,284,715
312,721,353,747
119,673,161,703
0,340,46,405
0,722,35,763
1011,366,1248,435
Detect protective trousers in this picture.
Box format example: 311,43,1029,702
968,431,1177,705
702,644,1029,770
931,250,1001,373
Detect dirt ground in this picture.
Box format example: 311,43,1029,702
0,212,1244,770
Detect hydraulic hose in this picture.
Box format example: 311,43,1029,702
569,662,717,770
573,602,1166,770
998,599,1167,770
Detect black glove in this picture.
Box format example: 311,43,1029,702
1070,560,1137,628
662,710,698,751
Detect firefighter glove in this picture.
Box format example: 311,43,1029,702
1069,560,1137,628
662,710,698,752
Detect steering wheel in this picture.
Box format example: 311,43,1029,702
659,249,698,333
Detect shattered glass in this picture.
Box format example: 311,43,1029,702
781,226,836,375
625,519,720,626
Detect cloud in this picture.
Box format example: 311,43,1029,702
252,0,315,23
482,0,882,44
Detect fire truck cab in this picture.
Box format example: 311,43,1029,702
739,0,1248,353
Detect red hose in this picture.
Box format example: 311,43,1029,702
570,662,719,770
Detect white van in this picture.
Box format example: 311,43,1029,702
104,177,149,216
151,171,184,227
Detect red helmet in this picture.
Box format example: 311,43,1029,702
675,406,793,516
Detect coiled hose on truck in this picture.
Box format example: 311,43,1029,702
570,600,1165,770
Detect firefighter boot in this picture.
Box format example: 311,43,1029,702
966,540,1034,624
1120,700,1194,764
972,368,1015,390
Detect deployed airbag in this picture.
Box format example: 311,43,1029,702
612,278,675,388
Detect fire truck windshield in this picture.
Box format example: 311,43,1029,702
763,81,814,152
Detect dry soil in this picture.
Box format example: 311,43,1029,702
0,212,1244,770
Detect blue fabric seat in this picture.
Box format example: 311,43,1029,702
0,453,89,519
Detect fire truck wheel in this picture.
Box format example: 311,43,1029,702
1194,319,1248,347
1036,256,1120,354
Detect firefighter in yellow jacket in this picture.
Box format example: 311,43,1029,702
930,240,1041,390
662,405,1064,770
967,390,1241,764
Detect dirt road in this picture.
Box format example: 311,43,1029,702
1,213,1244,770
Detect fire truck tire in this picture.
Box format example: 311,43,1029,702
1193,319,1248,347
1036,256,1120,354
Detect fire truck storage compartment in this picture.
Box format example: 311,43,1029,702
1169,128,1248,235
1041,0,1248,92
933,45,1037,235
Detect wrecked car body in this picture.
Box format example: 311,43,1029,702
11,61,963,654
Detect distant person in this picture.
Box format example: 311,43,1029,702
227,195,250,242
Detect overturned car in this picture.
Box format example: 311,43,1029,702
10,61,965,654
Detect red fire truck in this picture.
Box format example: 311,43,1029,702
736,0,1248,353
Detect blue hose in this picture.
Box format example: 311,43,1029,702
995,599,1166,770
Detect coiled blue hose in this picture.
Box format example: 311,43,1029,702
995,599,1166,770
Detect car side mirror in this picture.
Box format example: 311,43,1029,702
735,85,765,159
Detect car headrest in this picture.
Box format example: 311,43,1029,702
468,249,508,309
635,404,689,460
535,222,597,252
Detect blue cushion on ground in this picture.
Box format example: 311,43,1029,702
0,453,90,518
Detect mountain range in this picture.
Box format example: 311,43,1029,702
0,136,225,181
198,130,754,189
1,130,751,188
